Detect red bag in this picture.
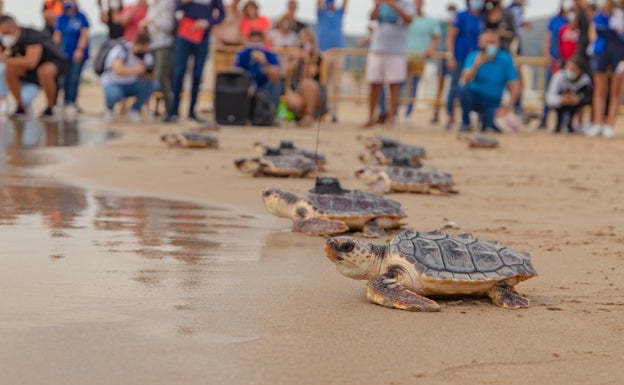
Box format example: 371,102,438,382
178,17,205,44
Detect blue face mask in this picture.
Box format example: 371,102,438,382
63,2,75,11
485,44,499,57
470,0,485,12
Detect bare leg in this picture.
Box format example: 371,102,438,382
605,74,622,127
299,79,320,127
37,62,58,108
592,72,607,126
363,83,382,128
431,75,445,123
5,63,26,107
386,82,401,129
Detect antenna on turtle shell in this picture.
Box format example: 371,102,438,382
313,114,323,176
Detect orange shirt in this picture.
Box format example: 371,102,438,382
43,0,63,16
240,16,272,39
122,4,148,43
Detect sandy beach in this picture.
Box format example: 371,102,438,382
2,84,624,385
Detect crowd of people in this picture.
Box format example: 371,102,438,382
0,0,622,137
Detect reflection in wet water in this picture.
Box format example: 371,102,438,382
0,117,117,171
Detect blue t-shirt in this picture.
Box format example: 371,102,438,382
547,15,568,60
234,47,280,89
464,50,519,103
317,8,345,52
54,12,90,61
452,11,483,62
593,12,611,54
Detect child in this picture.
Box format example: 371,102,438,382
545,56,592,133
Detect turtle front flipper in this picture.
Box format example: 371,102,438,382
367,274,440,312
362,219,387,238
293,218,349,236
486,281,530,309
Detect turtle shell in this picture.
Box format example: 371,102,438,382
303,189,406,218
386,166,455,187
264,155,316,172
389,229,537,281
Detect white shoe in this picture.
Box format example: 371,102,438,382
602,125,616,138
585,124,603,138
104,109,115,123
127,110,141,123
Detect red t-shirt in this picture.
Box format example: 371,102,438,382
558,25,579,62
240,16,272,39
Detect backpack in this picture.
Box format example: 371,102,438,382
93,38,129,76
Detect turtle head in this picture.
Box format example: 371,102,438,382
325,236,386,280
234,157,262,174
355,167,384,184
262,187,300,219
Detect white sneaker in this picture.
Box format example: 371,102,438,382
585,124,603,138
127,110,141,123
602,125,616,138
104,109,115,123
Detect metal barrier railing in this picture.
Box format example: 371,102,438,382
210,45,550,113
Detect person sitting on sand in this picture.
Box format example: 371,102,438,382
545,55,592,134
458,30,520,133
100,31,158,123
284,28,327,127
234,30,281,108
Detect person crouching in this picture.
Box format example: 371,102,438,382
545,56,592,134
100,31,158,122
458,30,520,133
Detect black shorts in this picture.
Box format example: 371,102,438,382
20,59,68,85
594,40,624,73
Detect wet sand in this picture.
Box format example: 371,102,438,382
3,86,624,385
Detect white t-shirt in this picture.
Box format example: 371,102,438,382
100,44,154,87
370,0,416,56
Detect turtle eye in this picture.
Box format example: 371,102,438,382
337,242,355,253
262,190,272,197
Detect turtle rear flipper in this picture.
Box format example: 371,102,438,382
362,219,387,238
293,218,349,236
487,281,530,309
367,274,440,312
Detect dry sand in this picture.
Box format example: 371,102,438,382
4,85,624,385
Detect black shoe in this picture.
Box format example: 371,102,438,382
331,115,338,123
11,106,26,119
40,107,54,119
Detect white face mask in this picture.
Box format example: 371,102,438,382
1,34,16,49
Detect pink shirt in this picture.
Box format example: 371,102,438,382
122,5,148,42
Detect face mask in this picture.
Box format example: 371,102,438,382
470,0,485,12
567,11,576,22
63,2,75,11
485,44,498,57
565,69,578,81
2,34,16,48
596,0,607,7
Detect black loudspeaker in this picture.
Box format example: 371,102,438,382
215,71,250,125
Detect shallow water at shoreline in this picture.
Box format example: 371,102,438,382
0,117,273,384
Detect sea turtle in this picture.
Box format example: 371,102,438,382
235,149,316,178
254,140,327,170
324,229,537,311
355,163,458,194
357,135,403,150
262,177,407,238
359,145,426,167
459,134,499,149
161,131,219,149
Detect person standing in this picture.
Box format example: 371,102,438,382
165,0,225,123
120,0,148,43
362,0,415,128
404,0,441,119
317,0,347,123
42,0,64,38
97,0,125,39
431,3,457,124
445,0,485,130
239,1,272,42
53,0,90,112
538,1,571,129
281,0,307,34
213,0,243,47
142,0,176,117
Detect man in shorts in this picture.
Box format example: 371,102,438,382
363,0,415,128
